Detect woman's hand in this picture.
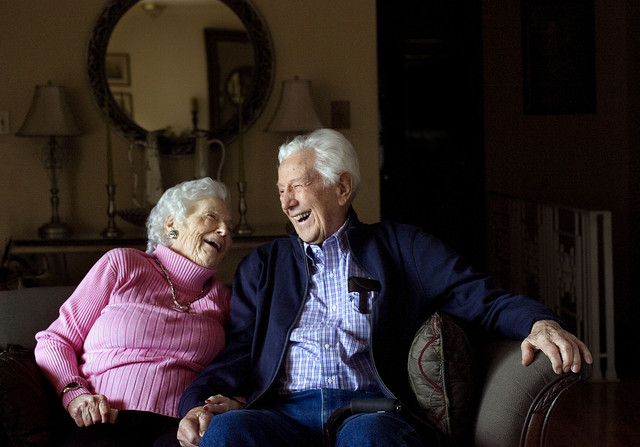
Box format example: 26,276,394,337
203,394,245,414
67,394,118,427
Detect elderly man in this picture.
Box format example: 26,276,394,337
177,129,592,447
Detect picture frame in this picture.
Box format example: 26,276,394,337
522,0,596,115
106,53,131,86
112,91,133,118
204,29,252,129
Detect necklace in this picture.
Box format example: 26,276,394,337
154,258,210,313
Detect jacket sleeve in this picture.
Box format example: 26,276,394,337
406,225,563,339
178,252,259,416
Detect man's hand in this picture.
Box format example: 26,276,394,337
178,406,213,447
521,319,593,374
67,394,118,427
177,396,243,447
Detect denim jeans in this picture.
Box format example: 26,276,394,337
199,389,424,447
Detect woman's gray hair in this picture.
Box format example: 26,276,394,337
146,177,230,253
277,128,360,199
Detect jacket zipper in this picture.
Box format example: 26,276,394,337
249,237,310,405
345,234,396,400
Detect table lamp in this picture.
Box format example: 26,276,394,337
16,81,81,239
265,76,323,133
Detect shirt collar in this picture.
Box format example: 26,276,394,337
304,216,351,261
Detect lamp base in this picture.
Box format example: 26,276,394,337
38,221,72,240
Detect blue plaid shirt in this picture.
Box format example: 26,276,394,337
279,220,379,393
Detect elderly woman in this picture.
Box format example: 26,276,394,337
35,177,239,447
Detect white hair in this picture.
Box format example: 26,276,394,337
146,177,230,253
277,128,361,199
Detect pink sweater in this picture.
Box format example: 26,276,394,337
34,244,231,417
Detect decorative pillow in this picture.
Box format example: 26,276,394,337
0,345,61,447
407,312,477,446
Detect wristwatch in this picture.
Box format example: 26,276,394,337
60,382,83,397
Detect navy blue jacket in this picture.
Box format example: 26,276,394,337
178,211,560,415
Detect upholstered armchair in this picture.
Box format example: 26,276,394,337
0,286,588,447
327,312,589,447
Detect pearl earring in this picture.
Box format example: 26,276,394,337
168,229,179,239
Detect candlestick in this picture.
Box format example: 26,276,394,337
105,98,114,185
237,98,245,182
101,183,123,239
235,181,254,235
102,96,122,238
145,131,163,205
191,97,199,131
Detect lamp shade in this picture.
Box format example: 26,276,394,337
16,82,81,137
266,77,323,133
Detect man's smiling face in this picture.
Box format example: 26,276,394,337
277,149,351,245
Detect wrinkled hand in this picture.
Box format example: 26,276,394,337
177,406,214,447
67,394,118,427
203,394,245,415
521,319,593,374
177,395,244,447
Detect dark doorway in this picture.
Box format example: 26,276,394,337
377,0,486,268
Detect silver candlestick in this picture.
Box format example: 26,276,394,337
101,184,123,239
234,181,254,235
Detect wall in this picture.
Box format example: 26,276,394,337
0,0,379,247
483,0,639,376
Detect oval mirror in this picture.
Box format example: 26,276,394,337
87,0,274,154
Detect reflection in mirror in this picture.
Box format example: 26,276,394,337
88,0,274,154
205,29,252,130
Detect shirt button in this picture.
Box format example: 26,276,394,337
331,305,337,310
324,344,330,349
327,378,333,384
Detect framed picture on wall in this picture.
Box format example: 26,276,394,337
106,53,131,86
522,0,596,115
113,91,133,118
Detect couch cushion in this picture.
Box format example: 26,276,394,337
0,345,62,447
407,312,477,446
0,285,74,349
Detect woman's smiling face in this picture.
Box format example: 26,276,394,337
167,197,233,269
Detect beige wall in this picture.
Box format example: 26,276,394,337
0,0,379,246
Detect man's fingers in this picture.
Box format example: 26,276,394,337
177,418,200,447
523,320,594,375
178,406,213,447
521,340,535,366
198,410,214,436
522,331,563,374
579,340,594,364
540,342,563,374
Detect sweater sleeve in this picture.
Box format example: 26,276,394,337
34,251,117,407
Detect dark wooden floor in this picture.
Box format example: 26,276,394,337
545,378,640,446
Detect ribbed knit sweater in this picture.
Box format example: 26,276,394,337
34,244,231,417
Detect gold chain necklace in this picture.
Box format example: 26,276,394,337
154,258,210,313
